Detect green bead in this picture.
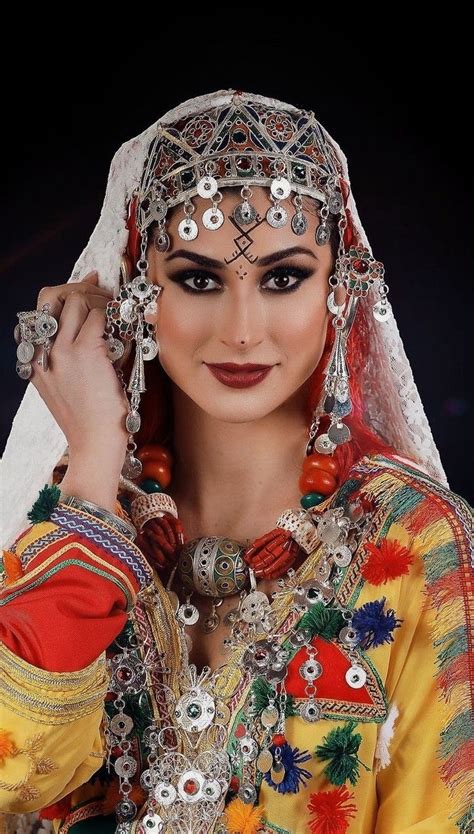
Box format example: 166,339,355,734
300,492,325,509
139,479,164,494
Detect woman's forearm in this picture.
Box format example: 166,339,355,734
59,441,127,513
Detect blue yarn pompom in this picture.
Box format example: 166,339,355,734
263,742,312,794
352,597,402,649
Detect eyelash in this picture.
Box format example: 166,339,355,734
169,266,313,295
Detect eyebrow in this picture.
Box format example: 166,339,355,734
164,246,318,269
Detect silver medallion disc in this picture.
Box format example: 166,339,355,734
125,411,141,433
256,747,273,772
177,769,204,803
328,192,343,214
120,299,137,324
240,736,259,762
345,664,367,689
261,706,279,728
16,360,32,379
121,454,142,479
154,781,177,806
175,687,216,732
197,175,218,198
291,212,308,235
141,812,164,831
154,231,170,252
270,176,291,199
202,207,224,230
266,205,288,228
316,224,330,246
332,544,353,568
339,626,360,647
328,421,351,445
300,658,322,681
178,217,198,241
142,337,158,361
107,338,125,362
314,433,337,454
114,755,137,779
178,602,199,625
13,323,21,344
240,590,269,623
17,341,35,363
233,201,257,225
373,300,393,322
238,783,257,804
299,700,322,722
110,713,134,735
131,277,153,299
202,778,222,801
35,312,58,339
327,290,344,315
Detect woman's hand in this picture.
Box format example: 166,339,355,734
31,271,130,457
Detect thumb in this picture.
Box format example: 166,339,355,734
81,270,99,284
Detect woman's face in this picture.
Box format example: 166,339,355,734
146,187,334,423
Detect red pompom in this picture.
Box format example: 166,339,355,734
307,786,357,834
361,539,415,586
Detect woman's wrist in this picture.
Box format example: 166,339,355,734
60,442,127,513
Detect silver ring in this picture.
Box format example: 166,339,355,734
14,303,58,379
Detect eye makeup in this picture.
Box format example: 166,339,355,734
166,265,315,295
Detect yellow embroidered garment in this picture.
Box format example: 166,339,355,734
0,454,472,833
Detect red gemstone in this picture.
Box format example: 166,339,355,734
234,723,247,739
183,778,199,795
272,733,286,747
353,258,369,274
229,775,240,793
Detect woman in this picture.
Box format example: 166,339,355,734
0,89,472,834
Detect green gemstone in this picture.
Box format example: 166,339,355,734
186,702,202,718
300,492,326,509
139,479,164,494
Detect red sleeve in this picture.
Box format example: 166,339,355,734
0,502,153,673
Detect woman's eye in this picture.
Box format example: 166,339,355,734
181,273,219,292
171,266,312,294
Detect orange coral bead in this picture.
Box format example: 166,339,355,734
299,468,337,496
302,452,339,477
141,461,172,488
137,444,173,468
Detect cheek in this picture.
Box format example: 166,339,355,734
157,294,209,348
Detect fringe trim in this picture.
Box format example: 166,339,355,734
357,461,473,831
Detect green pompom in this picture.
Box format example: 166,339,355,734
314,720,370,786
27,484,61,523
298,602,345,641
251,677,297,718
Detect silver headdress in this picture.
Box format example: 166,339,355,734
0,89,448,549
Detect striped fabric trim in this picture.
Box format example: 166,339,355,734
352,453,473,833
50,504,153,591
0,539,136,611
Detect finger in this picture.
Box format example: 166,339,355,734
74,305,108,346
55,294,108,345
37,276,113,320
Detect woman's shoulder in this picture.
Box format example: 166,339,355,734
350,451,473,532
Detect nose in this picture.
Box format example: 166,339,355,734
218,288,265,350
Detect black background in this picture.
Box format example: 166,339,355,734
1,16,472,503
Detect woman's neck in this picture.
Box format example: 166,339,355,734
168,384,310,541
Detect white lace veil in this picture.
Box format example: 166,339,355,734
0,88,448,550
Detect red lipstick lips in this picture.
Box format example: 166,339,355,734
205,362,273,388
